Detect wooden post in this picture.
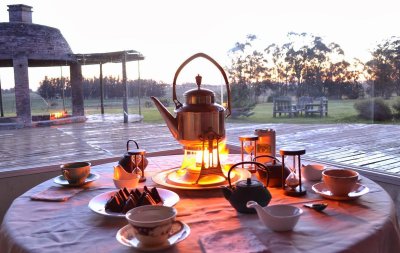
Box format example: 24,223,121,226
61,67,66,112
122,52,128,123
100,62,104,114
70,62,84,116
137,60,141,116
0,77,4,117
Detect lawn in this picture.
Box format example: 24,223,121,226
1,92,399,124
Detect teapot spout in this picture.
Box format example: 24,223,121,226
151,96,178,140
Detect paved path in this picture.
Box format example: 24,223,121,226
1,115,399,181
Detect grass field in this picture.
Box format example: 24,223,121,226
1,92,399,124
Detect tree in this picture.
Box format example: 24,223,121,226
365,37,400,98
228,34,266,84
227,35,262,117
262,32,360,99
229,83,257,118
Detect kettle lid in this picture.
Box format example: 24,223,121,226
184,74,215,105
237,178,263,188
184,88,214,105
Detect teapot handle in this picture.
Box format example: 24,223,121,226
126,139,139,151
227,161,270,188
172,52,231,117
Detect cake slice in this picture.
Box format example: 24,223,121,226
150,187,163,204
105,195,123,213
122,196,137,213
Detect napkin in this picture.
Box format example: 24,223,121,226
199,228,268,253
30,186,84,202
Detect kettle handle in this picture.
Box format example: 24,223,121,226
172,52,231,117
126,139,139,151
227,161,270,188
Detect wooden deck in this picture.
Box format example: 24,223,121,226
1,115,399,182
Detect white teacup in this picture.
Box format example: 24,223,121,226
126,205,183,246
322,168,359,196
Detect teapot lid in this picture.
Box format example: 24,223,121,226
184,74,215,105
237,178,263,188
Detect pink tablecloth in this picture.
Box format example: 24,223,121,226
1,155,400,253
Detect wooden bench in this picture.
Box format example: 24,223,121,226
297,96,313,115
305,97,328,117
273,97,299,117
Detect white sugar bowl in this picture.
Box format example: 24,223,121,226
301,164,325,181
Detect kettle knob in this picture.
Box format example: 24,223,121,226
195,74,202,88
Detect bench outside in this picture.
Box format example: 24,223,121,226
305,97,328,117
273,96,299,118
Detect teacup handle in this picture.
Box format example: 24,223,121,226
169,220,184,238
61,168,70,179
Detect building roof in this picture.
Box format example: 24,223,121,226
0,22,75,67
74,50,145,65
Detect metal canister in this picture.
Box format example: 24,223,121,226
254,128,276,163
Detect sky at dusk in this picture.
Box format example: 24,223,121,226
0,0,399,90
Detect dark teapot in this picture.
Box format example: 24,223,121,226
254,155,290,188
118,140,148,173
222,161,272,214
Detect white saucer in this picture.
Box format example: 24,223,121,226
116,222,190,251
312,182,369,200
88,187,180,218
54,172,100,187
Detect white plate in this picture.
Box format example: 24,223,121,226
116,222,190,251
152,167,250,190
88,188,179,217
312,182,369,200
54,172,100,187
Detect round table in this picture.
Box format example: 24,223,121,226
1,155,400,253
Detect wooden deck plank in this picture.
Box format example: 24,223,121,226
1,117,400,180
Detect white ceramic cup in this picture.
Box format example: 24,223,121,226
126,205,183,246
301,164,325,181
322,168,359,196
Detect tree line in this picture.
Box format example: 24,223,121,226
227,33,400,100
36,32,399,108
37,76,167,99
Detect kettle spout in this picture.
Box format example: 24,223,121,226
151,96,178,140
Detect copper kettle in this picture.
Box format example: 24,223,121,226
151,53,231,150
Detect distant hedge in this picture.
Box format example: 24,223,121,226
354,98,392,121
